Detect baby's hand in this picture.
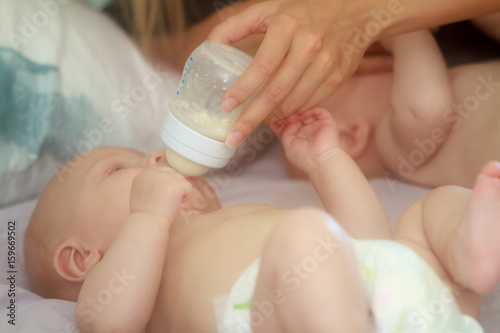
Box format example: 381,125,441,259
129,166,192,220
275,106,341,175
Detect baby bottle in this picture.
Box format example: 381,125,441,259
160,41,254,176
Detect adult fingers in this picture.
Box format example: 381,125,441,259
238,25,327,125
223,16,317,148
298,48,365,113
271,44,340,122
208,2,278,45
222,15,299,111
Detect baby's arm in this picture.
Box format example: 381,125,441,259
376,30,454,172
472,13,500,43
279,107,391,239
75,167,192,333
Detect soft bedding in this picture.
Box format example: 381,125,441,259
1,142,500,332
0,0,179,208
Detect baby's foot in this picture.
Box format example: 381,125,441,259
459,161,500,293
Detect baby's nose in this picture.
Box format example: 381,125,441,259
145,149,167,167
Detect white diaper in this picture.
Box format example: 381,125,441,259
354,239,483,333
213,240,483,333
214,258,261,333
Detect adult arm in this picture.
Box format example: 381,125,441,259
208,0,500,148
152,0,392,79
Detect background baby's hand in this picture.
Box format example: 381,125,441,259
275,106,341,175
130,166,192,220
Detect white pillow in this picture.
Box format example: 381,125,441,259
0,0,180,207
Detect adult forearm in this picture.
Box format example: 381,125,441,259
379,0,500,39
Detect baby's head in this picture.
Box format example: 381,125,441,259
321,72,391,176
24,147,219,300
287,72,391,178
320,72,390,136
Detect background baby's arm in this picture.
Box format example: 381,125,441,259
472,12,500,43
279,107,391,239
75,167,192,333
376,30,454,172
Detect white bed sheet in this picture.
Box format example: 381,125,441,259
1,141,499,332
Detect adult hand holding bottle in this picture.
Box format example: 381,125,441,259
208,0,500,149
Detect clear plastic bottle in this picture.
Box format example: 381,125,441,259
160,41,253,176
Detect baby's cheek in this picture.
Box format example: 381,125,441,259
105,186,133,225
119,169,142,205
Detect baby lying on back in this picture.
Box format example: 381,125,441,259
24,107,500,333
285,23,500,189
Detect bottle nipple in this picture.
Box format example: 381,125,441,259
165,147,210,177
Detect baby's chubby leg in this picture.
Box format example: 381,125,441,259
453,161,500,293
251,208,372,333
403,161,500,297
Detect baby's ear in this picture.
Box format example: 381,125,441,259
338,120,372,158
53,239,102,282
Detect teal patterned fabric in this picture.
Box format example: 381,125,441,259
85,0,112,9
0,46,102,175
0,47,57,174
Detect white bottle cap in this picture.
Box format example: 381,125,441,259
160,108,236,169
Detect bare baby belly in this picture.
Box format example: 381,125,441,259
149,207,280,332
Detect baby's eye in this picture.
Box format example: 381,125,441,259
107,166,123,176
